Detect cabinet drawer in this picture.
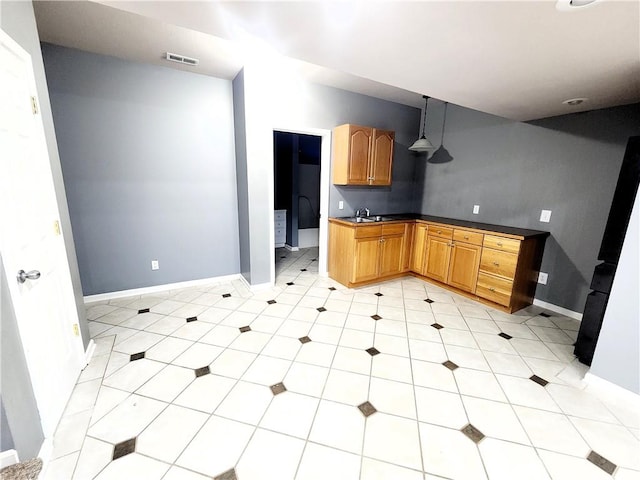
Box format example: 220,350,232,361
483,235,520,254
354,225,382,239
427,225,454,239
382,223,406,236
275,221,286,229
480,248,517,279
274,210,286,221
477,273,513,307
453,229,483,246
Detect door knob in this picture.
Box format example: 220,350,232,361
17,269,41,284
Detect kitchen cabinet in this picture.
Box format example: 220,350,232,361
410,223,428,274
422,225,482,293
332,124,394,186
329,221,408,286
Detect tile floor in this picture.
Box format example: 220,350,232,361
43,247,640,480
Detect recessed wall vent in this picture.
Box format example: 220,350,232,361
165,52,199,66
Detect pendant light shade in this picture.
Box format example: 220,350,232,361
409,95,436,152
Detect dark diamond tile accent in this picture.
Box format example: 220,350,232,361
366,347,380,356
328,287,336,291
587,451,616,475
299,336,312,344
371,314,382,320
267,300,277,305
194,366,210,378
280,256,287,259
317,307,327,312
424,298,434,303
215,468,238,480
270,383,287,395
222,293,231,298
374,292,383,297
287,282,295,286
112,438,136,460
130,352,145,362
530,374,549,387
539,312,551,317
461,424,485,444
137,308,150,314
239,326,252,333
300,268,307,272
357,401,377,417
442,360,459,371
186,316,198,323
311,259,317,262
498,332,513,340
431,323,444,330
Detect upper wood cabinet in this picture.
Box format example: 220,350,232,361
332,124,395,186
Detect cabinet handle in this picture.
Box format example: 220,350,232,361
493,262,500,266
437,230,442,234
497,242,503,247
464,235,469,240
489,287,495,292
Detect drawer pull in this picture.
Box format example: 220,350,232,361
493,262,500,266
437,230,442,234
489,287,495,292
464,235,469,240
497,242,503,247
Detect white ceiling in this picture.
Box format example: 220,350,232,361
34,0,640,121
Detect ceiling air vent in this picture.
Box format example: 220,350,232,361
165,52,199,66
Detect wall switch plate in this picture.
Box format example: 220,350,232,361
540,210,552,222
338,201,344,210
151,260,159,270
538,272,548,284
473,205,480,214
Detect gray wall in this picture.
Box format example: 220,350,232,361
0,257,44,460
415,102,640,313
1,1,89,347
239,62,421,284
233,69,251,283
590,191,639,394
42,44,240,295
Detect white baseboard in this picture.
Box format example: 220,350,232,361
83,339,96,368
237,275,273,293
275,243,285,248
584,372,640,411
533,298,583,321
284,244,299,252
83,274,242,303
298,228,319,248
0,449,19,469
36,438,53,479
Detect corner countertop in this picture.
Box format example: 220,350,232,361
329,213,550,239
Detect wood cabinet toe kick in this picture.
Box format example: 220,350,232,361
329,218,548,313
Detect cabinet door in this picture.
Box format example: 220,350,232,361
353,237,380,282
347,125,372,184
402,223,414,272
369,129,394,186
379,234,404,277
424,236,451,283
448,242,482,293
410,223,428,275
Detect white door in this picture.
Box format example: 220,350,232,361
0,29,85,437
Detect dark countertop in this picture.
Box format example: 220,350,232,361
331,213,550,239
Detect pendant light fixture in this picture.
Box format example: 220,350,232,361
429,102,453,164
409,95,435,152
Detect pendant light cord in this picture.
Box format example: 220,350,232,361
440,102,448,145
421,95,429,137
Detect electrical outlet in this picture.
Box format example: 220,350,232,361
538,272,548,285
540,210,552,223
338,201,344,210
473,205,480,215
151,260,159,270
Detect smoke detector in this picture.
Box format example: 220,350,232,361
165,52,199,66
556,0,598,10
562,98,588,106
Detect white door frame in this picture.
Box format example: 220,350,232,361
270,126,331,283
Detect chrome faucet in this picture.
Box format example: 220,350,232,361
355,207,370,218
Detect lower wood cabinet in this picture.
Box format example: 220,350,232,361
330,218,547,313
329,220,410,287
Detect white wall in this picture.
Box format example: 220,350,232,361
590,190,640,394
